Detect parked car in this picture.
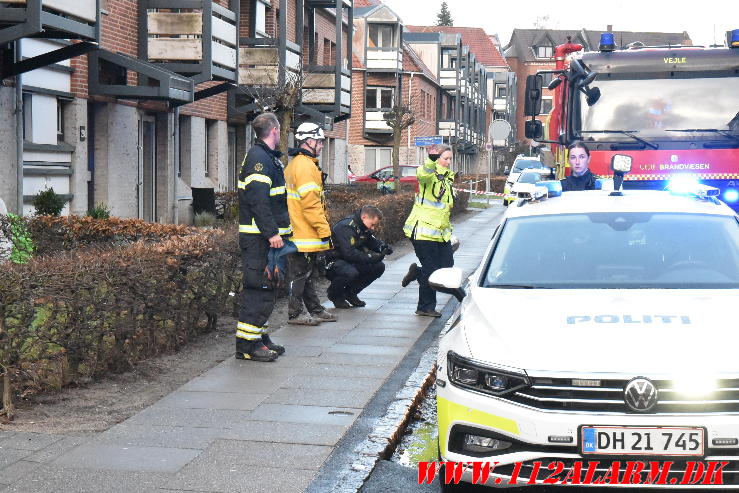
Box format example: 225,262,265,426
504,168,553,205
352,165,419,185
504,156,554,204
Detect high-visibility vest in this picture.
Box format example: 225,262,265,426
284,151,331,252
403,158,455,242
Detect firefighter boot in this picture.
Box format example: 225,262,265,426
312,309,337,322
329,296,352,309
235,339,278,362
262,333,285,355
288,313,320,326
346,293,366,307
401,263,419,287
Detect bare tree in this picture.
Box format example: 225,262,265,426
383,100,416,192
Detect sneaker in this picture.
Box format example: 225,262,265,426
288,314,320,326
329,297,352,309
235,341,278,362
345,293,366,307
415,309,442,318
312,310,337,322
262,333,285,355
401,263,419,287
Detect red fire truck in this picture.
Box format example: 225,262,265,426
523,30,739,209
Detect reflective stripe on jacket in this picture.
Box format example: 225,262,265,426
403,158,455,242
284,149,331,252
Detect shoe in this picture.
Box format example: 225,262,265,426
312,310,337,322
288,314,320,326
329,297,352,309
262,333,285,355
401,263,419,287
415,309,442,317
235,340,278,362
345,293,366,307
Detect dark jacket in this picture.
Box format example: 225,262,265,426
331,211,386,264
238,140,291,239
560,169,598,192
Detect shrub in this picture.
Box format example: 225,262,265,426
32,187,66,216
87,203,111,220
194,211,217,227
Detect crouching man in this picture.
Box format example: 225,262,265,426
326,205,392,308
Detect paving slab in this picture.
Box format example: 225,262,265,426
222,421,348,446
266,388,377,409
23,435,90,463
152,390,269,411
0,432,65,451
325,343,408,356
249,404,361,426
0,448,32,470
125,406,254,428
281,374,384,392
166,463,315,493
339,335,417,347
0,461,41,486
94,423,230,450
300,363,391,379
53,444,201,473
184,439,332,470
2,467,171,493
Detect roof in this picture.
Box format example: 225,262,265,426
353,0,381,7
503,28,692,62
505,190,736,218
406,25,509,68
352,53,364,69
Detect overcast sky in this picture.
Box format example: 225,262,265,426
381,0,739,48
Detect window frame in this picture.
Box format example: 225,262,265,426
368,23,396,49
365,86,394,111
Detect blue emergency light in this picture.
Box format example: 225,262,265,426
599,33,616,52
731,29,739,48
723,189,739,203
667,177,720,200
594,178,614,190
539,180,562,197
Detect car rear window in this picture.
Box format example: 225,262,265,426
484,213,739,289
512,159,542,172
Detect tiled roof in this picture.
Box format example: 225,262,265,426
353,0,381,7
352,53,364,69
406,25,509,68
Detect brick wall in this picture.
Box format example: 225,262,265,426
509,57,555,141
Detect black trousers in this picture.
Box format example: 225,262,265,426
287,252,323,319
237,234,275,342
326,260,385,300
411,239,454,312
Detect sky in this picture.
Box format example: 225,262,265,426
381,0,739,48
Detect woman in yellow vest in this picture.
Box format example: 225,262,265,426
402,145,455,317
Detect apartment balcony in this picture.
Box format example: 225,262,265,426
438,120,456,139
302,66,351,118
366,47,402,72
365,110,392,134
238,38,300,86
142,0,239,84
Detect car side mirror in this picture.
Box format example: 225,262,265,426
525,120,543,140
429,267,466,302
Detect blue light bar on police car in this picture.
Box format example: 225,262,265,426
667,178,720,200
731,29,739,48
594,178,614,190
724,189,739,203
599,33,616,52
539,180,562,197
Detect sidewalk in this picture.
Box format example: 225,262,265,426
0,207,502,493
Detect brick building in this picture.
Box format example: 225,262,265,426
504,28,691,143
0,0,353,221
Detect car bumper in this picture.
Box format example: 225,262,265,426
437,381,739,488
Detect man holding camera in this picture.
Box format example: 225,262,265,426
326,205,392,309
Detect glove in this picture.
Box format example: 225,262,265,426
321,236,333,249
367,251,384,263
380,244,393,256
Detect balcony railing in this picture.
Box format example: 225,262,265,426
239,38,301,86
302,65,351,114
365,110,392,133
142,1,238,83
366,47,402,71
438,120,456,138
0,0,98,44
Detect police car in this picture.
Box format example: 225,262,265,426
430,181,739,488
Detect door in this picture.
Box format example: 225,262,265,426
138,115,157,222
228,126,237,190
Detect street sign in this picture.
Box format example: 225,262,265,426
414,136,443,147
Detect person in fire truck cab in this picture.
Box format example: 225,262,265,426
560,141,598,192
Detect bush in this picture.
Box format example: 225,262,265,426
0,229,239,418
87,203,111,220
32,187,66,216
194,211,217,227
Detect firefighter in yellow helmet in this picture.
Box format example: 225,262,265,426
402,144,455,317
284,122,338,325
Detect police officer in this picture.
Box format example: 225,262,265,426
327,205,392,308
284,122,337,325
236,112,291,362
561,141,598,191
402,144,455,317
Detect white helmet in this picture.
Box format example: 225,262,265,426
295,122,325,142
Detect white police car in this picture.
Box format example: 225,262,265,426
431,182,739,489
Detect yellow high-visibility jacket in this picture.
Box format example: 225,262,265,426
284,149,331,252
403,158,455,242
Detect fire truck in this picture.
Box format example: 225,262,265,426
523,30,739,209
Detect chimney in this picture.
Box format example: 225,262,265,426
607,24,613,32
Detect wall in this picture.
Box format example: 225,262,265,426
0,87,19,212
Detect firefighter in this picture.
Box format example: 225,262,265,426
327,205,391,308
402,145,455,317
284,122,337,325
236,112,290,362
561,141,598,191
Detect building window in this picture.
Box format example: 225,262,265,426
205,120,216,177
535,45,553,58
364,147,392,173
441,48,456,69
493,111,506,121
368,24,395,48
540,72,555,86
365,87,393,110
323,39,336,66
541,97,553,114
495,84,506,98
56,100,64,141
255,0,267,37
22,92,32,141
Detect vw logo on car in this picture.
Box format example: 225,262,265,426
624,377,659,412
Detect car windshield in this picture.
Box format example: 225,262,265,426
512,159,542,172
518,172,542,184
484,213,739,289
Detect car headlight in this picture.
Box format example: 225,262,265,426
447,351,529,396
